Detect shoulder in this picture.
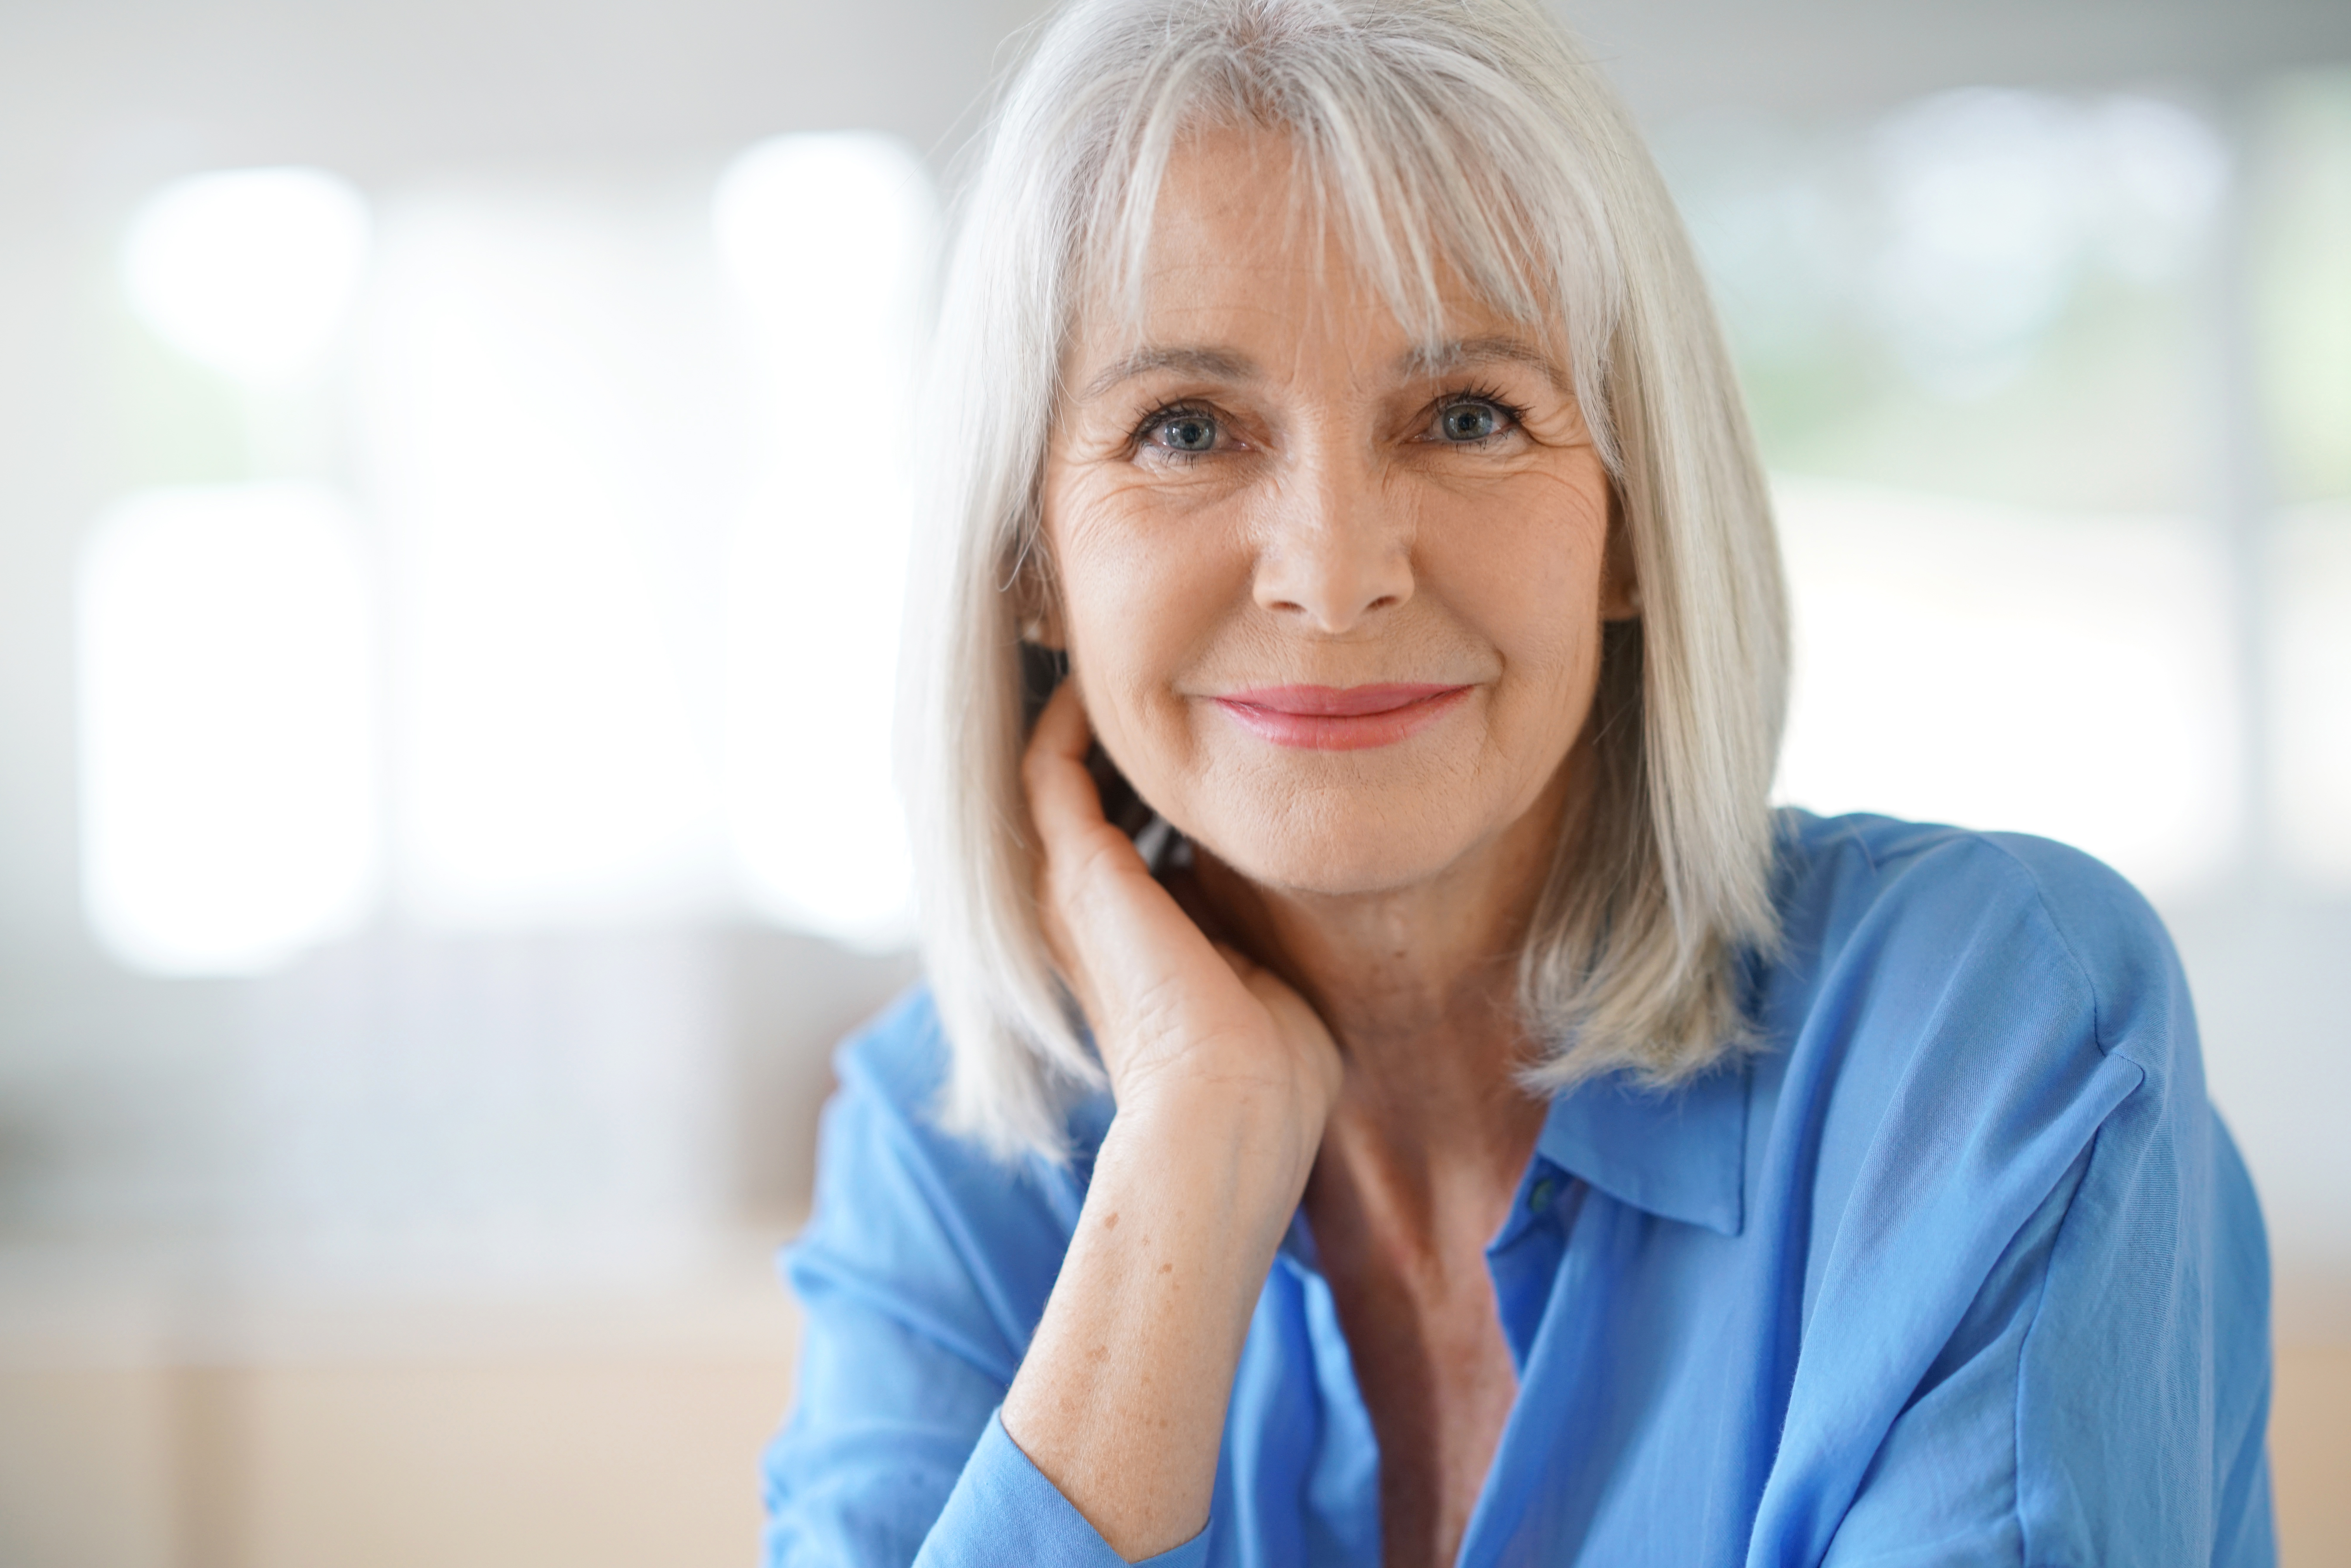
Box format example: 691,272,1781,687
828,985,958,1123
1752,812,2213,1294
1777,807,2165,960
826,986,1114,1180
1770,809,2193,1086
1750,819,2268,1562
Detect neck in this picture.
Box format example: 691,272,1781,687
1187,758,1575,1215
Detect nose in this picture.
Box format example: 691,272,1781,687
1250,453,1414,633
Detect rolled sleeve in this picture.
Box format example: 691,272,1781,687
918,1411,1212,1568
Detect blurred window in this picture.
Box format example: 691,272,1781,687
78,484,379,973
89,138,937,975
356,133,935,946
121,166,370,387
2271,510,2351,882
360,181,738,930
713,132,937,947
1772,479,2236,892
2252,70,2351,887
1660,89,2239,898
84,169,380,975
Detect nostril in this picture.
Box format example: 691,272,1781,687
1249,521,1414,629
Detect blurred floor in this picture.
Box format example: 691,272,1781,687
0,1235,800,1568
2273,1344,2351,1565
2,1271,2345,1566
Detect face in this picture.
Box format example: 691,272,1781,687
1038,126,1631,900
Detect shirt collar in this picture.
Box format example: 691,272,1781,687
1535,1057,1750,1237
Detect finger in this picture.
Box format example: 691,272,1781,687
1023,681,1121,856
1209,944,1341,1103
1028,672,1092,767
1021,681,1149,999
1164,867,1236,950
1209,939,1262,982
1219,944,1322,1045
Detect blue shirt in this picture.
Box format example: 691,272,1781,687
763,812,2275,1566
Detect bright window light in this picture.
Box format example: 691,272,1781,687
79,484,380,974
122,167,371,386
1867,91,2223,395
361,189,730,927
713,133,937,948
2271,505,2351,886
712,132,934,356
1773,476,2239,900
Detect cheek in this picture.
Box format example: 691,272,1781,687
1046,485,1246,764
1504,548,1606,706
1427,484,1612,736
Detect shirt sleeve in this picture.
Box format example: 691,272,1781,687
919,1413,1211,1568
1807,838,2276,1568
762,1002,1209,1568
1820,1110,2273,1568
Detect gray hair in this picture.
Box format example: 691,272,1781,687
904,0,1788,1158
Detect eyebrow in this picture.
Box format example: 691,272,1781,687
1077,347,1259,402
1072,334,1568,402
1403,335,1572,391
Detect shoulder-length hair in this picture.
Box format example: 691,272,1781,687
904,0,1788,1158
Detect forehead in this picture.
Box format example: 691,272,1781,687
1068,123,1559,374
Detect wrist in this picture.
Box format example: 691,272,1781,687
1099,1076,1323,1234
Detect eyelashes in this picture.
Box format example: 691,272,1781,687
1125,383,1529,462
1434,383,1528,441
1129,401,1223,460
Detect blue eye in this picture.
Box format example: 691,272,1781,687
1438,401,1504,442
1152,412,1219,453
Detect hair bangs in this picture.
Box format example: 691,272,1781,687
1070,6,1626,470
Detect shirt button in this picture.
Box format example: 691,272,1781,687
1528,1176,1556,1213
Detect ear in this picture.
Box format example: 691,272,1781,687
1015,548,1069,649
1600,487,1642,623
1021,607,1067,648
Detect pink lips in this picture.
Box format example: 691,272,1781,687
1210,683,1472,751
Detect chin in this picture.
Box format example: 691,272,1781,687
1178,781,1484,898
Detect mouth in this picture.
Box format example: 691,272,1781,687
1209,683,1472,751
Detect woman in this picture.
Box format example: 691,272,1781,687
764,1,2274,1563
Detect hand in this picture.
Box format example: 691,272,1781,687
1004,678,1343,1558
1023,679,1342,1147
